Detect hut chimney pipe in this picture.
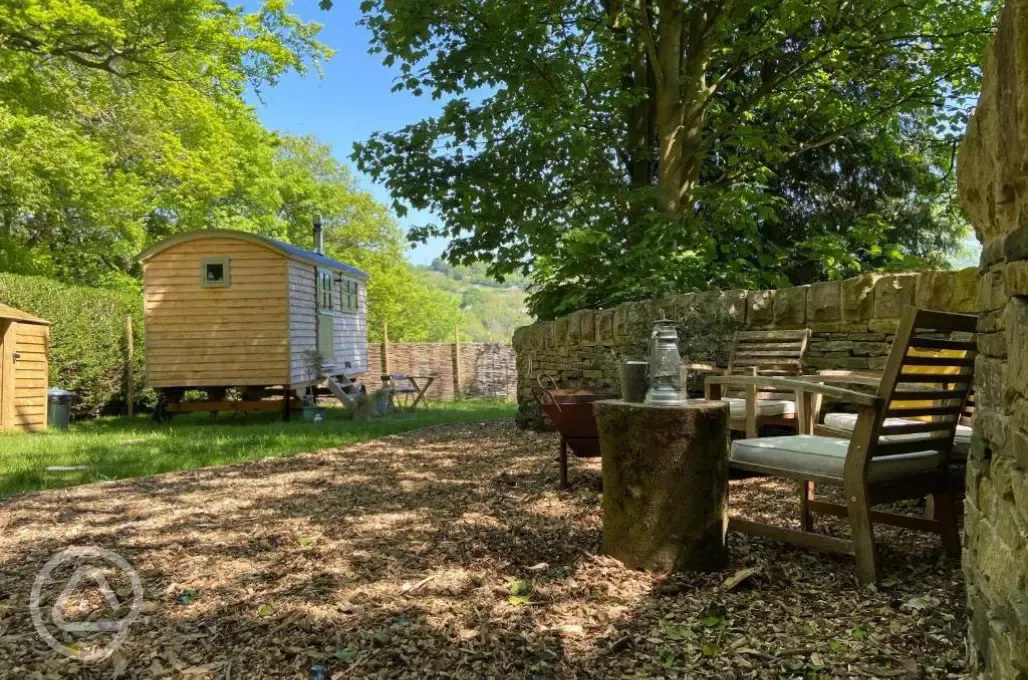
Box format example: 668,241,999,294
313,215,324,254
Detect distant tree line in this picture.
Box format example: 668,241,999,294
0,0,486,342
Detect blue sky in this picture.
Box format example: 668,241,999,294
246,1,447,265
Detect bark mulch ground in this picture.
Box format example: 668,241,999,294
0,421,967,679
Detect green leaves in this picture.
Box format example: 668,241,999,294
355,0,993,318
0,0,328,287
0,273,145,418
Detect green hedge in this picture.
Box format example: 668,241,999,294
0,273,146,418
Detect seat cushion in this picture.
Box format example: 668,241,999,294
730,435,941,483
823,412,972,460
694,397,796,417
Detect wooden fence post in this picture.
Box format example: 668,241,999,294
452,325,462,401
381,321,390,376
125,314,134,417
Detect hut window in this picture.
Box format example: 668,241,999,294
201,257,230,287
341,279,359,312
319,270,334,310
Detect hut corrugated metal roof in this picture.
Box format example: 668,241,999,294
138,229,368,279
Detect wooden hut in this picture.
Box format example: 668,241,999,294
0,304,50,432
138,228,368,416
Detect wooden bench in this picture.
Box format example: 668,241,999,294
695,328,811,437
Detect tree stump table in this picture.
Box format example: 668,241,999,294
595,399,730,572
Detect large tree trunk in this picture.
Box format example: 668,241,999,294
644,1,722,215
654,0,685,213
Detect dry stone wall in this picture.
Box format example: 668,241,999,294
957,1,1028,676
512,268,978,429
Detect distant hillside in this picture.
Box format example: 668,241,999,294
416,260,532,342
425,258,531,289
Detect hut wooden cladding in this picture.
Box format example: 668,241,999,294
0,304,50,433
138,230,369,390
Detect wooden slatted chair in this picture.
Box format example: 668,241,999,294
705,307,976,584
811,370,975,461
693,329,811,437
806,370,976,521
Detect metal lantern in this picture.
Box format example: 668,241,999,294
644,312,688,405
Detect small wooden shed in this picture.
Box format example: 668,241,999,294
0,304,50,432
138,229,369,412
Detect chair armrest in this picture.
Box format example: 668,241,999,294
705,375,883,407
799,370,882,388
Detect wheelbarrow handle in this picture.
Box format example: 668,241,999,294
533,374,562,412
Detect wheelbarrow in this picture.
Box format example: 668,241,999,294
533,375,617,489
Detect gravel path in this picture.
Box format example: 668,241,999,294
0,422,967,679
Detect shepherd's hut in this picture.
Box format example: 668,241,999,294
138,226,368,417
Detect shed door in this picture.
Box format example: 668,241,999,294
0,321,13,429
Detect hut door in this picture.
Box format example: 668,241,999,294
316,268,335,363
317,314,334,362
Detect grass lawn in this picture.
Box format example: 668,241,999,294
0,399,514,497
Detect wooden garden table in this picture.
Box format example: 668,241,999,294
406,375,435,408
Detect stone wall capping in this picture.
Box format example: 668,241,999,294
952,267,980,313
807,280,843,323
773,285,808,326
746,289,776,327
873,273,919,318
916,270,954,311
842,273,880,322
